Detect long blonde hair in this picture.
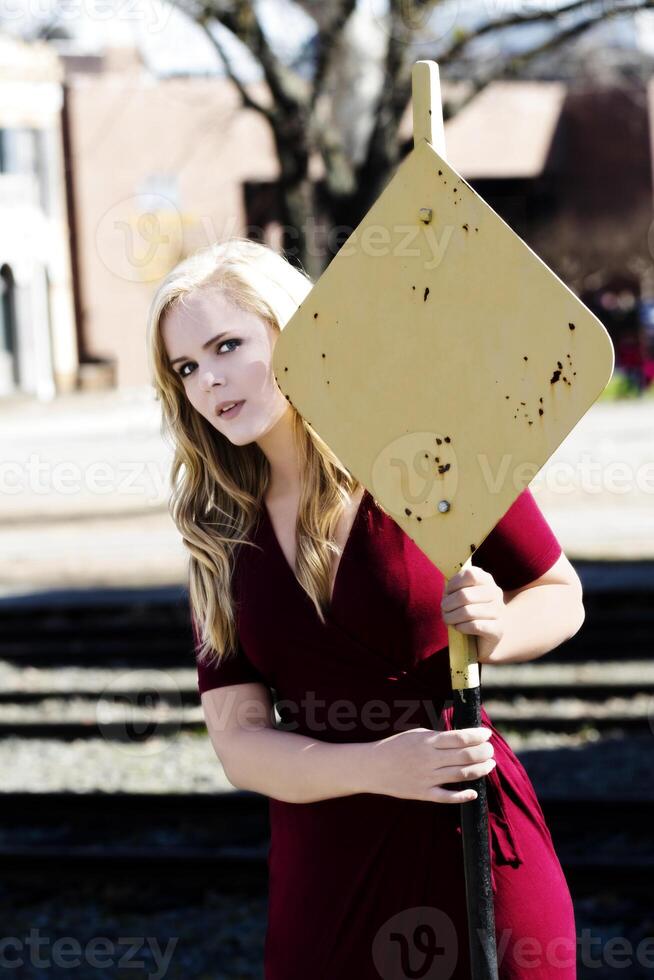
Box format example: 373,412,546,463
146,238,363,669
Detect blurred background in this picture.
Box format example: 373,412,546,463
0,0,653,976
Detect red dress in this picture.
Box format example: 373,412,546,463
195,487,577,980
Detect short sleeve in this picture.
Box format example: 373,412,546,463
471,487,562,591
192,612,266,694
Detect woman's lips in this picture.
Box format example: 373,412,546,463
218,400,245,420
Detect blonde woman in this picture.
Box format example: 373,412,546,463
147,237,584,979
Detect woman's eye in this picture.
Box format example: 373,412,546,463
178,338,240,379
217,338,240,354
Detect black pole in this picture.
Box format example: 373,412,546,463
452,685,499,980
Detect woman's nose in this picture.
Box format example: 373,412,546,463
201,371,217,391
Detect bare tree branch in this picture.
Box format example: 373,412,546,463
197,0,309,112
438,0,650,64
163,0,651,271
313,118,357,196
491,0,654,70
193,13,275,119
354,0,411,194
309,0,358,111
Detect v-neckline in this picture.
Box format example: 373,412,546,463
260,488,369,612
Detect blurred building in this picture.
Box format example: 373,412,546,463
66,67,654,394
2,30,654,398
61,45,288,390
0,33,77,399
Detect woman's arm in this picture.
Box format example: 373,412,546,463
483,582,584,666
202,684,496,805
441,552,585,666
226,726,374,803
202,682,372,803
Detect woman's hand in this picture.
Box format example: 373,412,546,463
441,565,507,664
364,726,496,804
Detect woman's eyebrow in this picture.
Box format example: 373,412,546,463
170,332,229,366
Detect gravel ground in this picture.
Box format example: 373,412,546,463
0,880,266,980
1,659,651,978
3,660,653,693
0,732,235,795
485,693,654,719
0,727,651,800
1,695,651,726
1,881,652,979
0,665,193,694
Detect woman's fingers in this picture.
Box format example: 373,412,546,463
428,786,479,804
434,727,492,747
436,741,495,766
436,758,497,783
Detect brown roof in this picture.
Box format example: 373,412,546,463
400,79,567,179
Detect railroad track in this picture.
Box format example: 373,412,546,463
0,707,651,739
0,569,652,907
0,791,650,899
0,576,653,668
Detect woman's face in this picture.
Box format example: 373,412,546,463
162,286,290,445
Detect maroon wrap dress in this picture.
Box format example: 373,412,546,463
195,486,577,980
